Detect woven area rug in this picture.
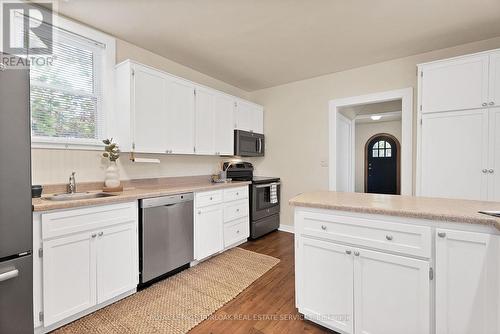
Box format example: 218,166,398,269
53,247,280,334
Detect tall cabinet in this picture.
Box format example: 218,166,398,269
418,49,500,200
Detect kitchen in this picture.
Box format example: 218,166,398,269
1,1,500,334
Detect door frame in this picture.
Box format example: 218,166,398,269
364,133,401,194
329,87,413,195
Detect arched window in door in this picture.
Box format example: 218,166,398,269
365,134,400,195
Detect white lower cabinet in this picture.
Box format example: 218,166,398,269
298,237,354,334
35,202,139,329
195,204,224,261
435,229,499,334
194,186,249,261
353,249,430,334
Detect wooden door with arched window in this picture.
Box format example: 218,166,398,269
365,133,400,194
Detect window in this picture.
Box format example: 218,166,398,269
372,140,392,158
14,8,115,148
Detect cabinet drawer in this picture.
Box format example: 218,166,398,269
224,186,248,202
195,190,223,208
298,211,431,258
224,217,249,247
224,199,249,222
41,202,137,240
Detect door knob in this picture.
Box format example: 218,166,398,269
438,232,446,238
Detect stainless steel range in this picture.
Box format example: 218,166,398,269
224,162,280,239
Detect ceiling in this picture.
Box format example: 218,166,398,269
51,0,500,91
339,100,402,120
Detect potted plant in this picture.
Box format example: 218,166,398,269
102,138,122,191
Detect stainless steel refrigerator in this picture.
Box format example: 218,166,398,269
0,55,34,333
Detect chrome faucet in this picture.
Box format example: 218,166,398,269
67,171,77,194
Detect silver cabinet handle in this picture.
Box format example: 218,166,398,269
386,235,393,241
482,103,488,107
438,232,446,238
354,251,360,256
321,225,327,231
345,250,352,255
483,169,488,173
91,233,97,238
0,269,19,282
488,169,494,173
98,231,104,237
489,102,495,106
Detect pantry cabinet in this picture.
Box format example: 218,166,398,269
435,229,499,334
418,49,500,200
114,60,263,156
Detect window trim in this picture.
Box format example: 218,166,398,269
30,10,116,150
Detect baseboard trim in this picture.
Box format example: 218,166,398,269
278,224,295,234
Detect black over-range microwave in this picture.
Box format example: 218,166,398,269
234,130,265,157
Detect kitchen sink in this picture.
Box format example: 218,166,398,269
44,192,117,201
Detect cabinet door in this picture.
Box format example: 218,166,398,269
43,232,96,326
488,108,500,201
435,229,499,334
298,237,354,334
132,65,168,153
96,223,138,304
420,109,489,200
421,55,489,113
253,106,264,134
214,93,235,155
353,249,430,334
195,205,223,261
194,86,215,155
235,100,263,133
165,76,195,154
489,51,500,107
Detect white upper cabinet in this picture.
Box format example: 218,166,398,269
420,54,489,113
114,60,263,155
194,86,215,155
214,93,235,155
235,100,264,134
435,229,499,334
489,51,500,107
132,65,167,153
420,109,489,200
165,77,195,154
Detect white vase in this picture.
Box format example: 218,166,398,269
104,161,120,188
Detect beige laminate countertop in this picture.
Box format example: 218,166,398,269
33,181,251,212
289,191,500,231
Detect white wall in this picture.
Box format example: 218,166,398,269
249,36,500,227
31,39,252,185
354,120,402,193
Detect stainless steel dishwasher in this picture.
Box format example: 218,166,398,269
139,193,194,285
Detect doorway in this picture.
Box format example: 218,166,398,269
365,133,400,194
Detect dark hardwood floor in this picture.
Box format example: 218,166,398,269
189,231,336,334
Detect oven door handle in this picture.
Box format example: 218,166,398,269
255,182,281,188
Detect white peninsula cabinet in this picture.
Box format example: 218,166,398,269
33,202,138,332
114,60,263,156
293,201,500,334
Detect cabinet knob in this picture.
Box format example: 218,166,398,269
386,235,393,241
209,197,213,200
489,102,495,106
488,169,494,173
197,210,201,215
91,233,97,238
354,251,360,256
236,208,240,212
438,232,446,238
98,231,104,237
236,192,239,196
482,102,488,107
483,168,488,173
321,225,327,231
345,250,352,255
236,230,240,234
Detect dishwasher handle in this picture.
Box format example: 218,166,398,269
140,193,194,208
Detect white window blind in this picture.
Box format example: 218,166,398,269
16,11,107,146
